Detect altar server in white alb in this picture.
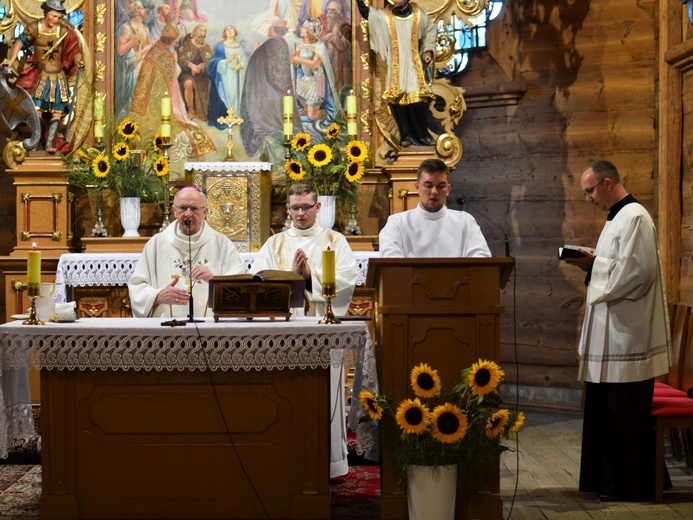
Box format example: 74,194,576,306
379,158,491,258
251,182,358,479
128,186,245,318
563,160,671,501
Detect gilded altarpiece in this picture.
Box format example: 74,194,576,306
184,162,270,252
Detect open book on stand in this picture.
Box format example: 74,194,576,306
558,245,595,260
208,270,306,320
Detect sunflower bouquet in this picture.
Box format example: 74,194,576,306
284,123,369,210
359,360,524,474
66,118,169,202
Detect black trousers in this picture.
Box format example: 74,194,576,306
579,378,671,498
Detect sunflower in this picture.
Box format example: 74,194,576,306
91,155,110,178
410,363,441,398
345,161,364,183
431,403,467,443
485,409,510,439
152,134,164,153
117,118,138,140
292,132,311,152
307,143,332,167
112,142,130,161
153,156,170,177
325,123,340,140
468,359,504,396
346,140,368,163
76,148,92,164
285,160,306,181
395,398,430,434
359,390,383,421
506,411,525,437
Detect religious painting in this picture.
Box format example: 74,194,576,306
113,0,354,179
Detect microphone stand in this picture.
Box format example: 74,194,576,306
185,220,203,323
457,198,512,257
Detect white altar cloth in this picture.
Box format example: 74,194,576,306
54,251,379,302
0,317,378,459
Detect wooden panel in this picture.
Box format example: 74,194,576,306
41,365,329,519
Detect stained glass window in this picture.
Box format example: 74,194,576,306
436,0,503,77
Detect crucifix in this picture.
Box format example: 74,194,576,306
216,108,244,161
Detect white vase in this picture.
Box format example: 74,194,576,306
120,197,141,237
406,464,457,520
317,195,336,230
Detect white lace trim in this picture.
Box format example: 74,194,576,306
0,318,378,456
55,252,376,302
184,162,272,172
0,403,34,459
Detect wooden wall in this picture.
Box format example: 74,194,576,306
449,0,659,409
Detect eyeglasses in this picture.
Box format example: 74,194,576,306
287,202,317,213
583,178,606,197
174,205,205,214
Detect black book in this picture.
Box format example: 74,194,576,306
558,245,595,260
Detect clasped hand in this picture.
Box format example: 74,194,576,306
292,249,311,279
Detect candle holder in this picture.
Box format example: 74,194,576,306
88,140,109,237
283,134,294,231
23,283,43,325
319,283,341,324
159,139,173,232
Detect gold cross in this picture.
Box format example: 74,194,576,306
216,108,244,161
1,92,30,121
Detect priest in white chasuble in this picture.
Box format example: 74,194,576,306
128,186,245,318
379,158,491,258
251,181,358,479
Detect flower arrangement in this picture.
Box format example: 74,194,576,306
66,118,169,202
359,360,524,475
284,122,369,209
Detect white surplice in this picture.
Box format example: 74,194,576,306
578,202,671,383
378,205,491,258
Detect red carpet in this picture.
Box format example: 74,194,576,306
331,464,380,519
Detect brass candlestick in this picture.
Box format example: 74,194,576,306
283,133,293,231
23,283,43,325
319,282,341,324
159,138,173,232
89,140,109,237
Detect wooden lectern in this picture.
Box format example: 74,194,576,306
366,257,514,520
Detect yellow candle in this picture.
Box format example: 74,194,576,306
347,91,357,136
161,121,171,138
27,244,41,287
93,119,104,139
322,246,335,286
283,91,293,116
161,94,172,117
283,91,293,137
93,97,104,139
347,92,356,115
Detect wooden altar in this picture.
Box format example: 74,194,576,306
367,257,514,520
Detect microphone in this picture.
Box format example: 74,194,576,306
457,197,511,257
184,219,201,323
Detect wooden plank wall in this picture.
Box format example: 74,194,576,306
450,0,659,407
